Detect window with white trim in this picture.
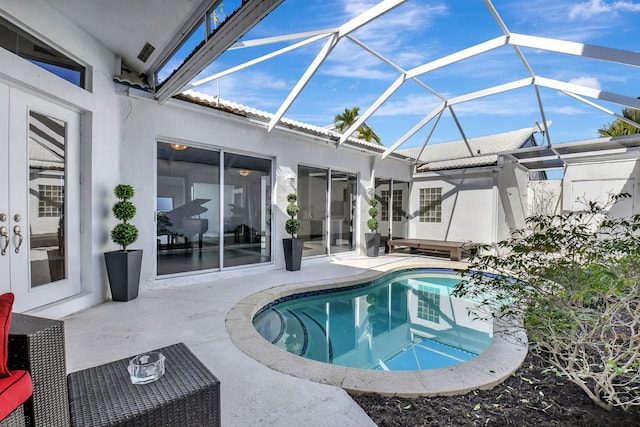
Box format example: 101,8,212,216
419,187,442,223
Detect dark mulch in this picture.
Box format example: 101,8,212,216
352,351,640,426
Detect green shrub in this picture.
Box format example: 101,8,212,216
367,198,379,232
285,193,301,238
110,184,139,251
454,194,640,412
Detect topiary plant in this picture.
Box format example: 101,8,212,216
367,198,379,232
285,193,301,239
111,184,139,252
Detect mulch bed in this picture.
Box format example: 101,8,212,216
352,351,640,426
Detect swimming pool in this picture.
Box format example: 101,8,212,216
253,268,493,371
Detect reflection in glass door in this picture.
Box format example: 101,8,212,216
375,178,392,248
376,178,409,250
28,111,67,286
298,166,328,257
156,143,272,274
157,143,220,275
223,153,271,268
330,171,356,254
392,180,409,239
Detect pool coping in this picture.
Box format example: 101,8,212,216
226,261,528,397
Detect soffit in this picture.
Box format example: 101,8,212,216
45,0,212,74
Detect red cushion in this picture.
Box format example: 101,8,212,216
0,369,32,420
0,293,14,377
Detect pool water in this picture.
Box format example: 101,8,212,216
253,269,493,371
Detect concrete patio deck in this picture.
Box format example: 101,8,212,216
62,254,521,426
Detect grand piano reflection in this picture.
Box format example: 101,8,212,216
157,199,210,253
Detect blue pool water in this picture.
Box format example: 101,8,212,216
253,268,493,371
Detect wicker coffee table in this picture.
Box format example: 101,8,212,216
67,343,220,426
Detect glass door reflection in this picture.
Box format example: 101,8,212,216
28,110,67,286
298,166,328,257
157,143,219,274
222,153,271,268
330,171,356,254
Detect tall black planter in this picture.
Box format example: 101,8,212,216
283,238,303,271
365,233,380,257
104,249,143,301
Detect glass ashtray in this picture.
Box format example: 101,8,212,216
128,351,166,385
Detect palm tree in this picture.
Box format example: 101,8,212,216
334,107,383,145
357,125,381,145
598,101,640,137
334,107,360,133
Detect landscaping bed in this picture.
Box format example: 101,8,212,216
353,350,640,426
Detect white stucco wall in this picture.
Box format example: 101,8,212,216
563,158,639,217
528,180,562,216
2,1,122,316
409,168,500,244
117,92,412,290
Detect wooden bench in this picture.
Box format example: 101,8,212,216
386,239,467,261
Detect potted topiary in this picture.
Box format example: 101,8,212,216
283,193,303,271
104,184,142,301
365,197,380,257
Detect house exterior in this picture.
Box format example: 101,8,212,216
506,135,640,218
399,125,547,245
1,2,638,317
0,3,412,316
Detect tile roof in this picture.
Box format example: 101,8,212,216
400,124,548,172
177,90,413,161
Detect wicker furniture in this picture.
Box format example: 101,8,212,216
8,313,69,427
0,405,25,427
67,342,221,427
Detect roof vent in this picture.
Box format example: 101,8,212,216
137,42,155,63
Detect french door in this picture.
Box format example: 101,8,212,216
0,82,81,311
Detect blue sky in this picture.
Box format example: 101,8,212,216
183,0,640,151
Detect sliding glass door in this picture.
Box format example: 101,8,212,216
298,166,327,257
298,166,357,257
157,143,220,275
330,171,357,254
157,143,271,275
375,178,409,249
223,153,271,268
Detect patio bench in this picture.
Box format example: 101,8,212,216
67,342,221,427
386,239,471,261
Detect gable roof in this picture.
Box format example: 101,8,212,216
400,124,548,172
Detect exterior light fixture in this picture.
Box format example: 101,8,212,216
239,169,251,177
170,144,188,151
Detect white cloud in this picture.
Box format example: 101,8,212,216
569,0,640,20
567,76,602,90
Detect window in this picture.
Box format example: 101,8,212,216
380,190,390,221
38,185,64,217
381,189,403,222
155,0,244,85
0,16,86,88
416,286,440,323
419,188,442,223
391,189,403,221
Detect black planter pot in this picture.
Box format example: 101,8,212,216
104,249,143,301
365,232,380,257
283,238,303,271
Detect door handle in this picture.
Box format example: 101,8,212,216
13,225,23,254
0,226,8,256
